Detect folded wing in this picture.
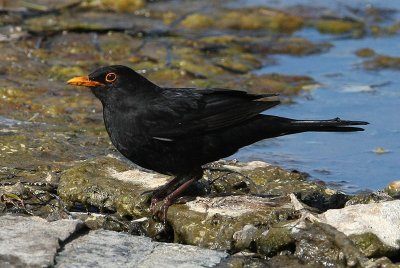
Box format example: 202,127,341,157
145,88,280,140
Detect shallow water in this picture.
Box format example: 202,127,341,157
231,26,400,192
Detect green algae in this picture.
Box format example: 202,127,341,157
241,73,317,95
256,221,295,256
362,54,400,70
180,14,214,29
168,196,295,251
218,9,303,33
86,0,146,13
349,233,399,258
58,156,166,217
345,192,393,206
314,19,365,36
385,180,400,198
355,48,376,58
49,66,87,81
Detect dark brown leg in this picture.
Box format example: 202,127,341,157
151,169,203,223
157,177,197,224
150,174,191,211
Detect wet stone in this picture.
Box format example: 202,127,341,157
362,54,400,70
355,48,376,58
345,192,393,206
24,12,167,34
314,19,365,36
57,157,352,254
168,195,295,251
58,155,166,218
385,180,400,198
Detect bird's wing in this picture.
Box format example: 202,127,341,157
146,88,280,140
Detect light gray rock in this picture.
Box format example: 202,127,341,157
0,214,84,268
319,199,400,248
55,229,228,268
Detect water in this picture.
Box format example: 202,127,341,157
230,28,400,192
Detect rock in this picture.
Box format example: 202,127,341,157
58,156,352,252
314,19,365,36
291,222,369,267
232,224,259,250
206,161,348,211
256,221,294,257
0,214,84,267
180,13,214,29
362,54,400,70
58,155,170,218
345,192,393,206
55,229,228,267
385,180,400,198
349,232,398,258
168,195,295,252
355,48,376,58
319,200,400,253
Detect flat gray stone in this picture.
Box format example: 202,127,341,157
0,214,83,268
55,229,228,268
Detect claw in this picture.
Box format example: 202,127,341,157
148,172,201,223
151,197,172,224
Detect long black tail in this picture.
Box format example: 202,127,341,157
206,115,368,162
286,117,368,133
253,115,369,140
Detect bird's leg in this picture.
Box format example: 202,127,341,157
157,177,197,224
151,170,203,222
150,174,191,212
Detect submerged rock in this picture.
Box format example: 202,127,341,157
362,54,400,70
314,19,364,36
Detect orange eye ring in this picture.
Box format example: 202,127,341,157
105,72,117,83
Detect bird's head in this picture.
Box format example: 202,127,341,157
67,65,156,104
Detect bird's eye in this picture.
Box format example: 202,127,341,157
105,72,117,83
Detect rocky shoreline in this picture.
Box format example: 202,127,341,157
1,0,400,267
1,157,399,267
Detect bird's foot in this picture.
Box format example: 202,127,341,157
150,196,160,213
150,197,172,225
149,175,199,223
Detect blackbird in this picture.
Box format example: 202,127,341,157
67,65,368,220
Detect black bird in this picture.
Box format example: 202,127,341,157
67,65,368,219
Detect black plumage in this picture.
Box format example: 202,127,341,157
68,65,368,219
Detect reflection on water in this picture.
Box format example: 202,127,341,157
230,28,400,193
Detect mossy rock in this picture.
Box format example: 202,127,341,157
168,195,296,251
314,19,364,35
180,14,214,29
349,232,399,258
362,55,400,70
58,156,168,217
355,48,376,58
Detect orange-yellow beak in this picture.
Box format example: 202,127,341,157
67,76,103,87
